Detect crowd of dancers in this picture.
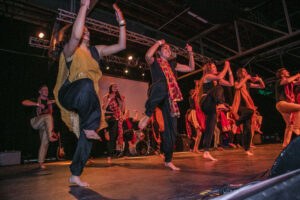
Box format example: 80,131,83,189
21,0,300,187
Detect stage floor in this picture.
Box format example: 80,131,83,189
0,144,283,200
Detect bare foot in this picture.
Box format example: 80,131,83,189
69,175,89,187
193,149,201,154
159,154,165,160
237,144,242,149
217,147,224,151
203,151,217,161
138,116,150,130
250,145,256,149
39,163,46,169
107,157,112,164
245,151,254,156
87,158,95,164
228,143,236,148
165,162,180,171
84,129,100,140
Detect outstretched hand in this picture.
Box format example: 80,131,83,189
81,0,90,8
113,3,124,22
186,44,193,52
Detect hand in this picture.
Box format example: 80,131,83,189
113,3,124,22
109,93,116,99
186,44,193,52
157,39,165,46
37,104,45,109
81,0,90,8
48,100,56,104
246,74,252,80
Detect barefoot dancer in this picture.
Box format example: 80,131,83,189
139,40,195,170
199,61,234,161
22,85,58,169
53,0,126,186
275,68,300,148
231,68,265,156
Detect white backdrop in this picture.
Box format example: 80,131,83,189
98,75,149,119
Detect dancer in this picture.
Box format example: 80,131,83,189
22,85,57,169
139,39,195,170
120,109,139,157
231,68,265,155
53,0,126,187
186,88,204,153
275,68,300,148
102,83,125,163
199,61,234,161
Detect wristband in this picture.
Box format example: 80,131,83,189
119,20,126,26
157,40,163,45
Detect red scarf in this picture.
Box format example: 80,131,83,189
157,58,183,117
194,97,206,132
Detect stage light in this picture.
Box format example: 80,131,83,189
128,56,133,61
106,66,110,70
38,32,45,39
125,69,129,74
139,65,142,69
142,73,145,77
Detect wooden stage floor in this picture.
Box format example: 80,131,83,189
0,144,283,200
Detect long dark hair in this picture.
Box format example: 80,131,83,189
109,84,121,104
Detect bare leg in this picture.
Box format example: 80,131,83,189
138,116,150,130
165,162,180,171
107,156,112,164
69,175,89,187
193,129,202,153
245,151,254,156
39,162,46,169
203,151,217,161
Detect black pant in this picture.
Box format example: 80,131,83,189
236,106,254,151
59,78,101,176
145,80,177,162
201,85,225,151
105,116,119,157
123,129,134,156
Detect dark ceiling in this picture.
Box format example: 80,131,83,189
0,0,299,83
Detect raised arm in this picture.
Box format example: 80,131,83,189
205,61,229,82
220,63,234,87
250,75,265,89
145,39,165,65
175,44,195,72
95,4,126,57
22,99,39,107
280,73,300,85
63,0,89,60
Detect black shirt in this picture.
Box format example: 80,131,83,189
150,58,177,83
28,98,49,119
203,81,219,94
275,79,290,102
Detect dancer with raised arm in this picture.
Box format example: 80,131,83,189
139,40,195,170
231,68,265,156
22,85,57,169
275,68,300,148
199,61,234,161
53,0,126,187
102,83,125,163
